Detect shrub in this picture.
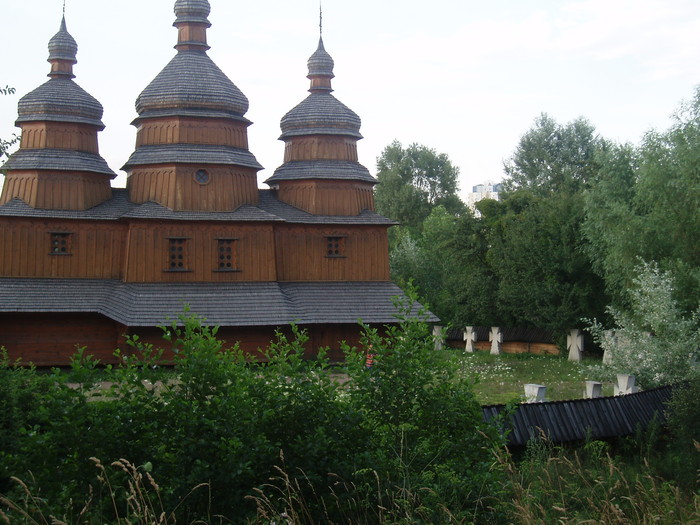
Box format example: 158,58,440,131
588,261,700,388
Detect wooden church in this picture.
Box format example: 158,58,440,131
0,0,433,365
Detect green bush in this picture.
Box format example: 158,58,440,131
0,302,505,524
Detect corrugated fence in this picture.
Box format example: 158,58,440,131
482,385,674,446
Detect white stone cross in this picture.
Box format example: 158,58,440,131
567,328,584,362
489,326,502,355
524,383,547,403
585,381,602,399
463,326,477,353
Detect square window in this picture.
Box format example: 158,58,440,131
325,236,346,258
49,232,72,255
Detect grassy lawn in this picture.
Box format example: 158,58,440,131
447,349,615,405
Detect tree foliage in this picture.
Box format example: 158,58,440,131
588,262,700,388
503,113,607,195
375,140,465,233
1,84,19,161
0,306,505,523
584,86,700,314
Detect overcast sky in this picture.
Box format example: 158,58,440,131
2,0,699,199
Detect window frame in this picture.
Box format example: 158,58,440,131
48,231,73,256
324,234,348,259
165,236,192,272
214,237,241,273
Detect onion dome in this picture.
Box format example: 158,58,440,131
15,17,105,128
134,53,249,120
279,38,361,140
174,0,211,25
16,80,105,128
266,34,375,210
307,37,334,84
280,95,362,139
47,17,77,68
134,0,248,122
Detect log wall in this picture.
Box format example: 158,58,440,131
127,165,259,211
276,180,375,215
0,218,126,279
123,221,277,282
274,225,390,281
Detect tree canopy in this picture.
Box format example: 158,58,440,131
374,140,465,232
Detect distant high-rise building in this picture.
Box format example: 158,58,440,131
467,182,502,216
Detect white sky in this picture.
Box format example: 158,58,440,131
2,0,699,200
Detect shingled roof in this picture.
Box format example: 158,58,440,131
3,149,116,177
265,160,376,185
135,51,249,119
0,278,437,326
0,189,395,225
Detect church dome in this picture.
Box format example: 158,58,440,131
16,17,104,128
307,37,334,79
280,93,361,139
135,51,249,119
47,17,77,64
17,79,105,128
174,0,211,25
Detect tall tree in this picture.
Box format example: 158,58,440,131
503,114,607,195
375,140,465,233
491,113,610,330
584,86,700,314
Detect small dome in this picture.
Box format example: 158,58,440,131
48,17,77,64
17,78,105,128
174,0,211,25
280,93,362,139
307,37,334,79
135,51,249,118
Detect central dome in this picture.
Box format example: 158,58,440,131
135,51,249,119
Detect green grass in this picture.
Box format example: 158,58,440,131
448,350,615,405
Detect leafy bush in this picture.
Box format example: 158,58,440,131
0,299,505,523
588,261,700,388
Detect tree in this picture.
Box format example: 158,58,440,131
1,85,19,161
375,140,466,233
490,114,610,330
584,86,700,314
588,261,700,388
503,113,608,195
485,191,608,331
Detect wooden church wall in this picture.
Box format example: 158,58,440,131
123,221,277,282
0,218,126,279
0,313,124,366
274,224,390,281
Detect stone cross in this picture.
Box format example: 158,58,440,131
567,328,584,362
585,381,602,399
463,326,477,353
615,374,639,395
489,326,502,355
524,383,547,403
